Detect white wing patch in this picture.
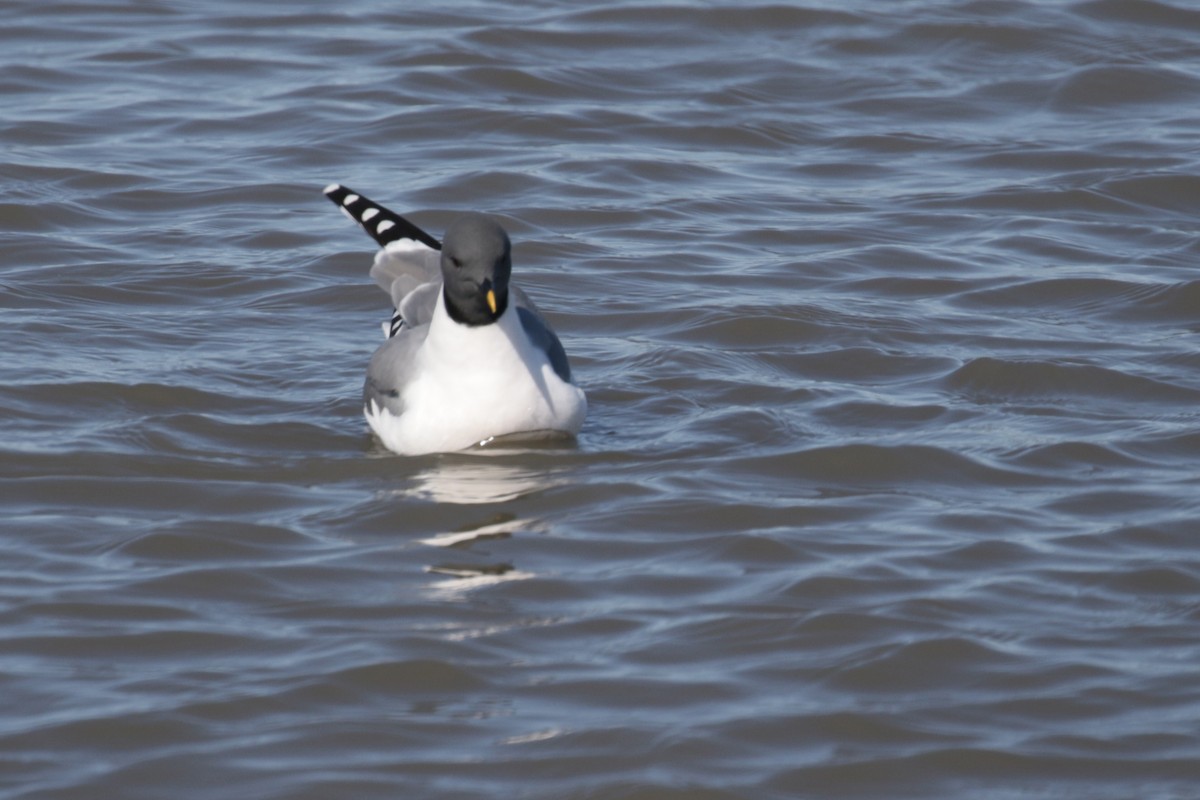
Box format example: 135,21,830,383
383,238,435,254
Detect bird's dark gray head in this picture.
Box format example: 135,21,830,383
440,213,512,326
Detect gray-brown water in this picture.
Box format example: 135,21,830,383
3,2,1200,798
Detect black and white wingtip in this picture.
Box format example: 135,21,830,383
323,183,442,251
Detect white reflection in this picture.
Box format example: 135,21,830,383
405,454,565,505
420,517,546,547
423,564,535,600
499,728,567,745
419,517,547,600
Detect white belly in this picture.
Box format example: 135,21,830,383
364,301,586,455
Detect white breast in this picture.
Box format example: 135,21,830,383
365,299,586,455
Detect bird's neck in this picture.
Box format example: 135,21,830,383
443,286,507,327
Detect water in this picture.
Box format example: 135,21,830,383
3,1,1200,798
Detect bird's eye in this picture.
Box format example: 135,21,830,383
450,256,462,269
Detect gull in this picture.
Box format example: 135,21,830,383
324,184,586,455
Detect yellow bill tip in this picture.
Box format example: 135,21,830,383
486,289,497,314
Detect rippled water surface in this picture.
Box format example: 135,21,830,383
3,1,1200,798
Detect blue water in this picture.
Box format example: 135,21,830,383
3,2,1200,798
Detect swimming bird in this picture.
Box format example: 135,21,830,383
323,184,587,455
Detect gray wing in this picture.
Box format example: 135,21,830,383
396,281,441,329
371,247,442,332
324,183,444,326
512,286,572,383
370,244,442,310
363,325,429,416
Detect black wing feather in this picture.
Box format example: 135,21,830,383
323,184,442,251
